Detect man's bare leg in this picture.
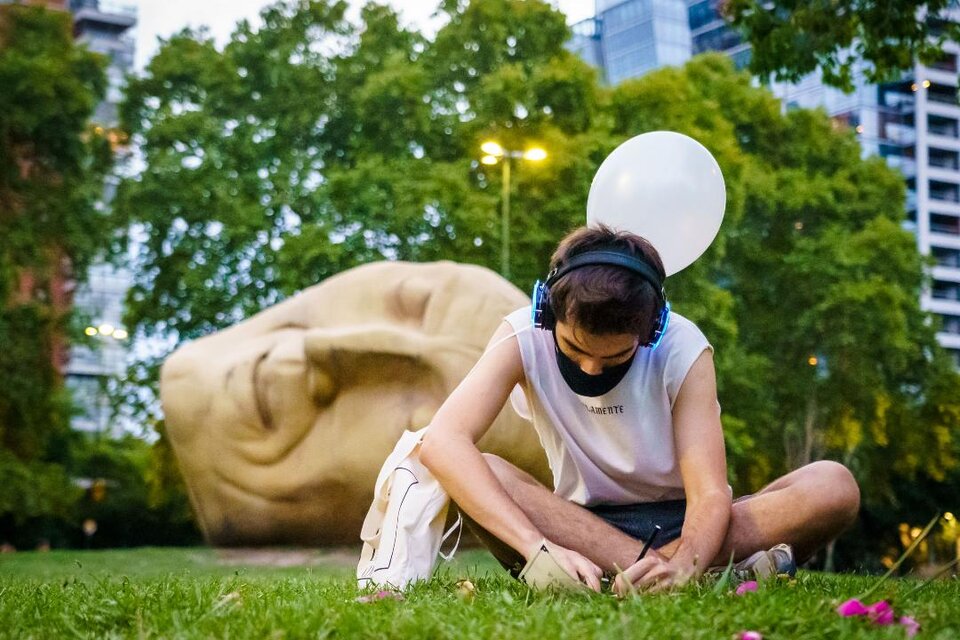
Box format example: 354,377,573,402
473,454,860,573
466,454,650,573
710,460,861,565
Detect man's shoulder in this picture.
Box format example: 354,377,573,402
666,311,703,335
660,312,711,354
505,305,532,329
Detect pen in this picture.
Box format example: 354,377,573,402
635,525,661,562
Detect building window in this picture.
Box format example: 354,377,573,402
688,0,716,30
692,26,741,54
730,48,752,70
927,82,958,105
930,52,958,73
930,213,960,235
929,147,959,170
947,348,960,369
933,246,960,268
932,280,960,301
928,114,958,138
929,179,960,203
940,313,960,334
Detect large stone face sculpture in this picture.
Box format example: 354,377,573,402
161,261,549,546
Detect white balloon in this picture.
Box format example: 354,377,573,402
586,131,725,276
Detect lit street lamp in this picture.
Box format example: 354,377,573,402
480,141,547,278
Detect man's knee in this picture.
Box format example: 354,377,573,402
806,460,861,526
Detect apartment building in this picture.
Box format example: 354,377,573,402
66,0,136,434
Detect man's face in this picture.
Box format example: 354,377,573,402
553,320,639,375
161,261,549,545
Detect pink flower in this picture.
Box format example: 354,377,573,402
837,598,921,636
836,598,870,616
866,600,894,626
735,632,762,640
900,616,921,638
355,590,404,603
735,580,758,595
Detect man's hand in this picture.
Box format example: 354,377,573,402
529,539,604,592
612,556,694,596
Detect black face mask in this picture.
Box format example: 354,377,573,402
553,332,637,397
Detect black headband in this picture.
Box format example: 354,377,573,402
545,250,665,300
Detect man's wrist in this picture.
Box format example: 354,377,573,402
520,534,546,561
666,544,703,576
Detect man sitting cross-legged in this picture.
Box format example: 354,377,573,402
420,225,860,594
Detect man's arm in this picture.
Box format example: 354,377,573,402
420,321,603,590
614,349,730,593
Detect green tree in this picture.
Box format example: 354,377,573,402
115,0,605,410
118,1,960,563
608,55,960,505
0,3,111,533
70,433,200,547
724,0,960,90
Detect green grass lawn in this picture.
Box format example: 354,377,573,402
1,547,958,639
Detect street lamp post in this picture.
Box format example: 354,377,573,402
481,141,547,279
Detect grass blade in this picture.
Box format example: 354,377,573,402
902,556,960,599
712,552,736,594
857,512,940,601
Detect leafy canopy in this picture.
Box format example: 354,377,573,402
0,5,110,458
0,4,112,526
724,0,960,90
116,2,960,527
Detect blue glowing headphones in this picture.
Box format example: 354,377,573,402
530,249,671,350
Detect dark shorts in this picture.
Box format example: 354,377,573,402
586,499,686,548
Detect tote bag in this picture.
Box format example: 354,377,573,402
357,428,461,589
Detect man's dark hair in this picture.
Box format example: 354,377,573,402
548,224,665,337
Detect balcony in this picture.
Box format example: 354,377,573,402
72,0,135,36
924,68,959,89
880,123,917,146
880,94,916,114
885,155,917,177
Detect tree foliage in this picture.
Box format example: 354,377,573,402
724,0,960,90
0,5,110,472
606,53,960,502
114,0,604,421
116,1,960,557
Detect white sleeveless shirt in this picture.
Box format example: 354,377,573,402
505,306,712,506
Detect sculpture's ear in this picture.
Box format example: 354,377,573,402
303,324,478,416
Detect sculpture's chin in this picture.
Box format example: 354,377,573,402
200,477,368,547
